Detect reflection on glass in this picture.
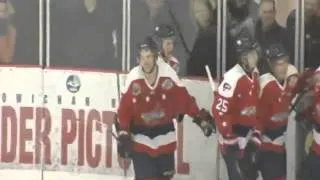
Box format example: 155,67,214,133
187,0,218,77
225,0,258,70
10,0,38,65
255,0,289,73
0,0,14,64
303,0,320,69
50,0,122,70
131,0,197,76
286,0,320,69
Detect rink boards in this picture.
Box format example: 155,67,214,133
0,66,298,180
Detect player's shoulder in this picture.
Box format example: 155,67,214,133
259,73,276,91
222,64,250,84
122,66,144,93
218,64,246,98
158,61,183,86
170,56,179,64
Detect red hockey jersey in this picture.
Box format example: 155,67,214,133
117,62,199,157
258,68,297,152
212,64,260,149
299,67,320,154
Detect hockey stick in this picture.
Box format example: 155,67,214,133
271,87,312,122
165,0,191,57
204,65,220,180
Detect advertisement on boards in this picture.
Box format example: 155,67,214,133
0,67,220,180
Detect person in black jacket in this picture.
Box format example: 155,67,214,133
287,0,320,69
255,0,288,73
187,0,217,77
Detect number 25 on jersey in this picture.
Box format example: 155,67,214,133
216,98,228,113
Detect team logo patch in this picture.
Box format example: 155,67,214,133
141,111,165,124
162,79,174,90
132,83,141,96
240,106,256,116
222,83,231,91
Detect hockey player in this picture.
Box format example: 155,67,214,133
257,44,298,180
153,24,180,73
293,66,320,180
116,36,214,180
212,31,261,180
153,24,186,123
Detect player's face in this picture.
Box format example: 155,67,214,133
288,75,298,89
272,59,289,81
139,49,156,74
162,39,174,55
241,50,259,72
259,1,276,27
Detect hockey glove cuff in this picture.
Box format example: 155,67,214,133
117,131,133,158
176,114,185,123
193,109,216,136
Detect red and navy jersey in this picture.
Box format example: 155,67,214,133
212,64,260,149
117,62,199,156
258,65,298,152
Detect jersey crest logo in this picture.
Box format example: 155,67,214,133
240,106,256,116
162,79,174,90
141,111,165,124
222,83,231,91
132,83,141,96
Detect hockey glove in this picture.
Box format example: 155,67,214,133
117,131,133,158
251,129,262,148
176,114,185,123
193,109,216,137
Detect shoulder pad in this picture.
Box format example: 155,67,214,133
158,61,184,87
259,73,275,97
287,64,299,78
122,66,144,94
170,56,179,64
217,65,245,98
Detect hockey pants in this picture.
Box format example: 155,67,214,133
302,150,320,180
222,142,259,180
258,150,286,180
131,152,174,180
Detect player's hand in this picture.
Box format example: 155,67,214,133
193,108,216,136
251,129,262,148
200,121,214,137
117,131,133,158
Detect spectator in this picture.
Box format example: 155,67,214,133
287,0,320,69
187,0,217,77
0,0,16,64
255,0,288,73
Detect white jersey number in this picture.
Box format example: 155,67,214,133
216,98,228,113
